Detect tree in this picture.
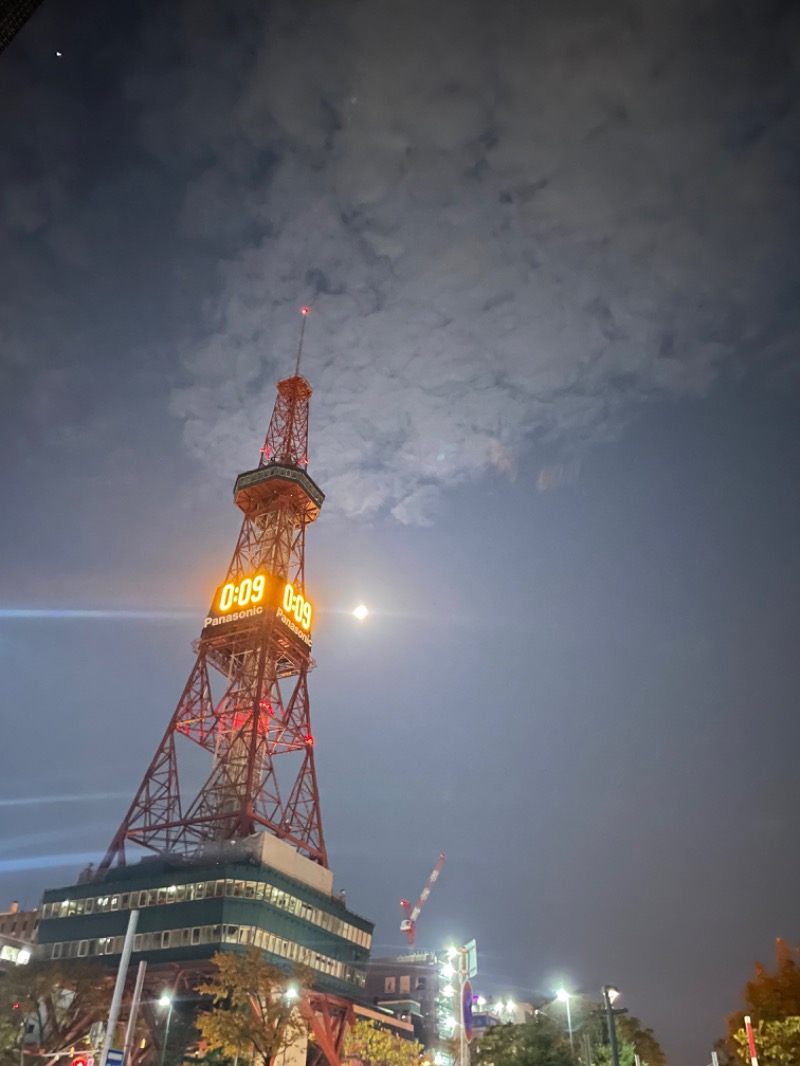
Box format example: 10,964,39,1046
195,947,313,1066
343,1019,423,1066
616,1015,667,1066
543,999,665,1066
592,1043,635,1066
592,1023,666,1066
732,1018,800,1065
722,939,800,1066
475,1016,574,1066
0,961,113,1060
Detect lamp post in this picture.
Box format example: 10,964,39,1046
601,987,621,1066
158,993,173,1066
556,989,575,1057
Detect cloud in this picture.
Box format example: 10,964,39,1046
133,0,800,520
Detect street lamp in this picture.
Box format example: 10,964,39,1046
158,993,173,1066
556,989,574,1057
601,987,621,1066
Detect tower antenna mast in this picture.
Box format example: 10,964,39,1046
295,306,310,377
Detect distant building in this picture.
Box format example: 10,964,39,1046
469,996,534,1034
0,0,46,55
0,901,37,968
365,953,440,1047
353,1001,417,1042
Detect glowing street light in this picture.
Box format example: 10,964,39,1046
602,986,623,1066
353,604,368,621
158,992,173,1066
284,986,298,1001
555,989,574,1055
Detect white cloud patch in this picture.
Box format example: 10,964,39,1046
134,0,799,521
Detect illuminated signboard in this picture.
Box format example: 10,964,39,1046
203,573,313,647
280,580,312,631
218,574,268,612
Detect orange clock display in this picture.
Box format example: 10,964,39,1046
215,575,313,633
217,574,267,612
281,581,312,631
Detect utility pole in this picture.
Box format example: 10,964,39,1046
100,910,139,1066
122,961,147,1066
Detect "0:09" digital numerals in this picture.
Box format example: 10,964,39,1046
282,582,312,631
218,574,266,611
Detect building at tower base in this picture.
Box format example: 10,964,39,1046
36,833,372,999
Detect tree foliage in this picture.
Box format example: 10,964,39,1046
195,948,313,1066
0,961,113,1060
475,1016,574,1066
343,1019,423,1066
616,1015,667,1066
732,1017,800,1066
722,940,800,1066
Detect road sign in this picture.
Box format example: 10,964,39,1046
463,980,473,1043
105,1050,124,1066
464,938,478,978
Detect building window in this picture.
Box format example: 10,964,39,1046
416,978,426,990
384,977,396,993
399,976,411,994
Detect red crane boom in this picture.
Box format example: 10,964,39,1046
400,852,445,946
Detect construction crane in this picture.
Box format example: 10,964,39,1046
400,852,445,946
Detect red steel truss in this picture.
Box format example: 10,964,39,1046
99,371,328,873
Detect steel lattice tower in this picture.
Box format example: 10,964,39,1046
101,339,328,873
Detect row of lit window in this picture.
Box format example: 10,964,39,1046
41,924,366,987
41,878,371,950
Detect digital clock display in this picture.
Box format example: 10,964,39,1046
218,574,267,611
280,581,312,631
212,574,313,634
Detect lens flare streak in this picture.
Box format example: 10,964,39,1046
0,608,195,620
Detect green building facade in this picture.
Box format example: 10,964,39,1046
36,855,373,999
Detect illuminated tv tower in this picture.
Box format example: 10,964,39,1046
37,312,373,1066
101,307,328,872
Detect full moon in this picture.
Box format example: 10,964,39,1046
353,605,369,621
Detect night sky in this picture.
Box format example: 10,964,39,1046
2,1,800,1063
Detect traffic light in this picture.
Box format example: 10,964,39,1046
72,1056,89,1066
